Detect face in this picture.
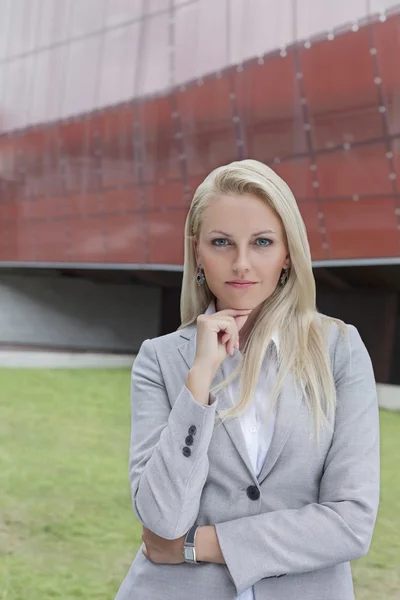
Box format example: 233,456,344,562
194,193,290,312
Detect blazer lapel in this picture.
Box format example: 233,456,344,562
177,326,303,486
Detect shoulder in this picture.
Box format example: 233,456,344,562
316,313,373,381
136,324,196,359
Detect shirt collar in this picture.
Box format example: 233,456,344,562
204,298,279,353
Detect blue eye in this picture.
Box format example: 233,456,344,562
255,238,272,247
212,239,229,246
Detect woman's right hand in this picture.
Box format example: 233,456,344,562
193,308,252,378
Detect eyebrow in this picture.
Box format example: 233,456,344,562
207,229,277,236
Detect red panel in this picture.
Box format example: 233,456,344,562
97,106,138,189
301,28,382,150
34,221,70,262
235,54,307,160
146,209,187,264
390,138,400,182
138,96,182,183
273,158,315,200
373,14,400,136
31,196,67,220
58,117,102,196
176,77,237,177
101,188,142,214
144,181,187,210
298,201,325,260
68,216,105,262
0,220,19,261
316,144,392,197
67,193,101,217
104,214,148,263
13,221,37,261
323,198,400,258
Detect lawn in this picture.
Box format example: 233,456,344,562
0,369,399,599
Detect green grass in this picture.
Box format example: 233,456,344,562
0,369,399,599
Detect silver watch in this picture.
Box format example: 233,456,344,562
183,524,199,564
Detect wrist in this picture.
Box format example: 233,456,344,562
195,525,224,564
190,361,215,382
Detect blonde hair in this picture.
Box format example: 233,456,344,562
179,159,348,443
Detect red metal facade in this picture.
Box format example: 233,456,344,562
1,6,400,265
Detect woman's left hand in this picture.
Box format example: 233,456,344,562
141,527,186,564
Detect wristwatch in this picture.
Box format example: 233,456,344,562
183,524,200,564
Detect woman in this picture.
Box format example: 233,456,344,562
115,159,380,600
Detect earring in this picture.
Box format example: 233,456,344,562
280,268,289,286
196,266,206,286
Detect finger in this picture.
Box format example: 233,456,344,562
216,308,252,317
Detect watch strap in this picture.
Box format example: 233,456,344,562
184,524,199,564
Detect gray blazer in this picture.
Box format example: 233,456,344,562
115,318,380,600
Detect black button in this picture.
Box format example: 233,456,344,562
182,446,191,457
246,485,260,500
188,425,197,435
185,434,194,446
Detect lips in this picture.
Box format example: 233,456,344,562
226,282,256,289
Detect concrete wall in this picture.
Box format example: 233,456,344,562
0,273,161,352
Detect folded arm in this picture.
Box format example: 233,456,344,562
129,339,218,539
213,324,380,595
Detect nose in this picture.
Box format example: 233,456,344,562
232,247,251,274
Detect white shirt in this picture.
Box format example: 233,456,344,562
204,299,278,600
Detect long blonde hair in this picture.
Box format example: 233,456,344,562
179,159,348,442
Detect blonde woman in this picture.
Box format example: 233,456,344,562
115,159,380,600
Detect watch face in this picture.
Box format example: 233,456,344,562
184,547,195,561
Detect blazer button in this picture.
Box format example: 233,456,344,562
182,446,191,457
185,434,194,446
188,425,197,435
246,485,260,500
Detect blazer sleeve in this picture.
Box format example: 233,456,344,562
128,338,219,539
214,324,380,596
